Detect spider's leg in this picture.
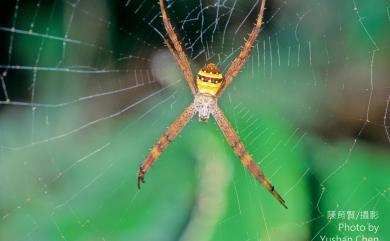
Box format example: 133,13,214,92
213,106,287,209
217,0,266,96
159,0,197,95
163,38,196,94
138,103,196,189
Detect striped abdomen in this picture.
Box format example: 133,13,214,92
196,63,224,96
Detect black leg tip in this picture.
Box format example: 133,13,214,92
137,167,145,190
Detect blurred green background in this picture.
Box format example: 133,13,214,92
0,0,389,240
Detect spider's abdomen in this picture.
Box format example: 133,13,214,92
196,63,223,96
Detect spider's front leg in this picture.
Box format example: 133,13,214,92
213,106,288,209
138,103,196,189
159,0,197,95
217,0,266,96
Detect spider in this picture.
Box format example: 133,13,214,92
138,0,287,209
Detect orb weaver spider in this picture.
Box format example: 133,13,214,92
138,0,287,209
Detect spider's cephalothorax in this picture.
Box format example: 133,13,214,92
194,63,223,122
194,93,217,122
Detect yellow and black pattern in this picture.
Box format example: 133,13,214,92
196,63,224,96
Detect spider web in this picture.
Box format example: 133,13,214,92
0,0,389,240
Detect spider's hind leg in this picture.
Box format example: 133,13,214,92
213,106,288,209
137,167,146,189
137,103,196,189
246,159,288,209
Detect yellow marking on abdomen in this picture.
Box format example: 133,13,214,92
196,63,224,96
198,69,223,79
197,78,221,96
